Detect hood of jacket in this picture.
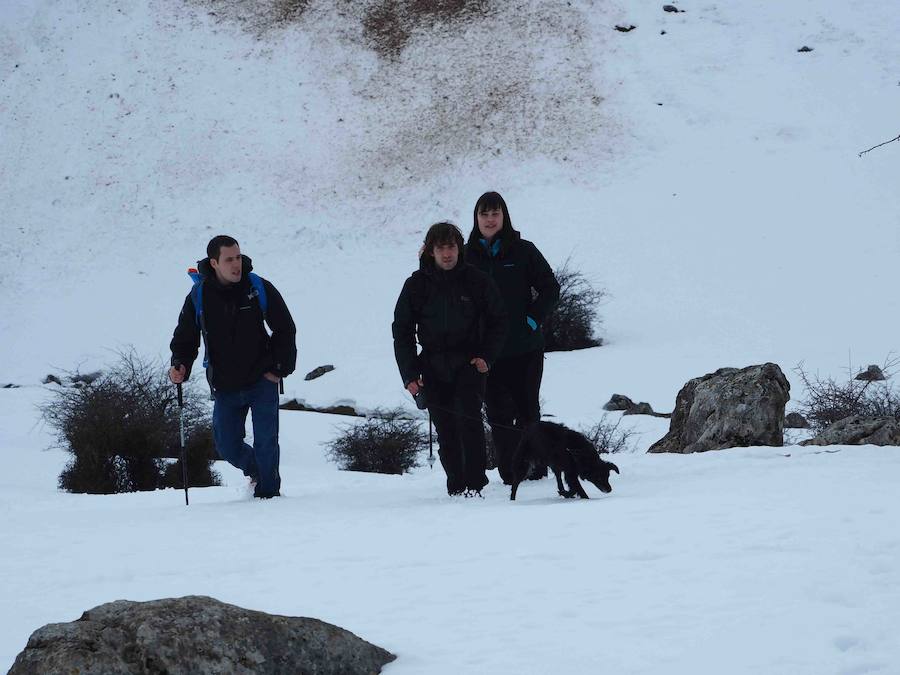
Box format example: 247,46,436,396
466,221,521,257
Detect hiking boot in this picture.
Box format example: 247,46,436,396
447,476,465,496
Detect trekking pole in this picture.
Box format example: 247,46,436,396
428,409,435,469
176,382,189,506
412,386,435,469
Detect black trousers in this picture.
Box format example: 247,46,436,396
484,349,545,484
425,365,488,494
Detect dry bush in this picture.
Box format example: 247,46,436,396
581,415,635,454
794,357,900,434
325,409,427,474
41,349,219,494
543,260,605,352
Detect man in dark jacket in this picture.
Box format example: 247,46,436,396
466,192,560,484
169,235,297,499
393,222,507,496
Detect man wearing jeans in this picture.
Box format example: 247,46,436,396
169,235,296,498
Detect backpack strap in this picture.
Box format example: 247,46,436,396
248,272,268,320
187,268,211,370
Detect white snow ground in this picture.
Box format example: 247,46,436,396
2,0,900,672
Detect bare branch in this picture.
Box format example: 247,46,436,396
859,134,900,157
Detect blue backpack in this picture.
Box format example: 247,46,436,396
187,267,268,370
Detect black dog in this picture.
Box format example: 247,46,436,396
510,421,619,501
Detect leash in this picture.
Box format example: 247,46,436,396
424,399,524,433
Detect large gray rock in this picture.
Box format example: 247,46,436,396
800,415,900,446
10,596,395,675
648,363,790,454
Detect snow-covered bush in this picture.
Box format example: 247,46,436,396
795,360,900,434
41,349,219,494
325,410,427,474
543,261,605,352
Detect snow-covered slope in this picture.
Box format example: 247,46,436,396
3,387,900,674
3,0,899,409
2,0,900,671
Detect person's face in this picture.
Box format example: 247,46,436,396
477,206,504,241
433,241,459,271
210,244,243,284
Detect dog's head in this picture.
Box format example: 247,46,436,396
565,429,620,493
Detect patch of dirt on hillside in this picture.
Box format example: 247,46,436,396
363,0,491,56
347,0,616,192
189,0,311,34
169,0,619,212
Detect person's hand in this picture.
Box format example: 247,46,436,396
406,378,424,395
470,357,489,373
264,372,281,384
169,365,186,384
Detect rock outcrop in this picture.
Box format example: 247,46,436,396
10,596,395,675
648,363,790,454
800,415,900,447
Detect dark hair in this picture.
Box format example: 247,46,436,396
473,191,513,234
422,222,464,260
207,235,239,261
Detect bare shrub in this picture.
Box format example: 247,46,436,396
41,349,219,494
795,357,900,434
581,416,635,454
325,409,427,474
543,260,605,352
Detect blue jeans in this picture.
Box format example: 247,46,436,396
212,377,281,498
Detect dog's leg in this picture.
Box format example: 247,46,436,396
566,467,590,499
553,469,572,498
508,434,532,501
509,455,530,501
572,477,590,499
561,455,590,499
509,453,526,501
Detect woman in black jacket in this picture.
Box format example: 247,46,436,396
466,192,560,484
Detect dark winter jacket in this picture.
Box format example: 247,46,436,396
465,224,560,359
170,256,297,393
392,256,508,386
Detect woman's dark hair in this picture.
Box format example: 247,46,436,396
473,191,513,235
207,235,239,261
422,222,464,260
